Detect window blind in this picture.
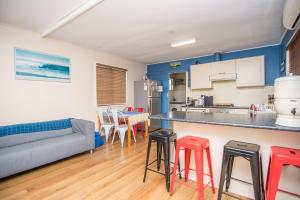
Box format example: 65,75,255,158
288,30,300,75
96,64,127,105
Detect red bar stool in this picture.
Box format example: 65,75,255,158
266,146,300,200
170,136,215,200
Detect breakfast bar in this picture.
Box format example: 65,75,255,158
151,111,300,199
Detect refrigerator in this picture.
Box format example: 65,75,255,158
134,79,162,132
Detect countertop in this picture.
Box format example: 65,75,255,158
182,105,249,109
150,111,300,132
169,101,186,104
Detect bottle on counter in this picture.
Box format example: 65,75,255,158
249,104,257,117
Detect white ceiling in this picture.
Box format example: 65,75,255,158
0,0,286,64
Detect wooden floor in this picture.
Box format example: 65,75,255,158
0,134,247,200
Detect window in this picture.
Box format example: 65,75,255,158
96,64,127,105
287,30,300,75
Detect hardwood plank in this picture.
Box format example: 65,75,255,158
0,134,249,200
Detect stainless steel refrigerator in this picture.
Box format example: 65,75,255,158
134,79,162,132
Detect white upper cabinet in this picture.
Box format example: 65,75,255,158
210,60,236,81
211,60,236,75
190,63,212,89
190,56,265,89
236,56,265,87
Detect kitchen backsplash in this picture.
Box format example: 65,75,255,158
187,81,274,107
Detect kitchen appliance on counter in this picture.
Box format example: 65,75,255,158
204,96,213,107
194,95,213,107
274,76,300,127
194,96,205,107
186,97,195,106
134,79,163,131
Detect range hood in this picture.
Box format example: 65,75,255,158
209,73,237,81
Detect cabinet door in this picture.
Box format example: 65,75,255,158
190,63,212,89
212,60,236,75
236,56,264,87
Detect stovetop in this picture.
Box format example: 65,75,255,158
211,103,234,108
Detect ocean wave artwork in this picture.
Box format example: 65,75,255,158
15,48,70,82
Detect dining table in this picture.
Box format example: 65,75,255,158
120,111,150,147
97,110,150,147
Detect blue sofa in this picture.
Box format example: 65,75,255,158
0,118,95,179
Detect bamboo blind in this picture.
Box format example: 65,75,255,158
96,64,127,105
288,30,300,75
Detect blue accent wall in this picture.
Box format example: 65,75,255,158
147,45,282,121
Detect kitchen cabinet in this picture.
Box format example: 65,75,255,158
190,63,212,89
236,56,265,87
210,60,237,81
211,60,236,75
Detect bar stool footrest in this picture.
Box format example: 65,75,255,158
231,177,253,185
173,177,213,191
278,189,300,198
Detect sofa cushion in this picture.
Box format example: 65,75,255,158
0,128,73,148
0,118,72,137
30,133,88,167
0,133,88,178
0,142,33,178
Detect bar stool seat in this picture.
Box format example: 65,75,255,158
177,136,209,149
265,146,300,200
170,136,215,200
143,129,181,192
225,140,260,153
218,140,264,200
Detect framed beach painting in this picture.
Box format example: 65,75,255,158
15,48,71,82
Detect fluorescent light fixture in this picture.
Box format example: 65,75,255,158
171,38,196,47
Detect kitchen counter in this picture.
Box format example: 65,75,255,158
151,111,300,199
151,111,300,132
182,105,249,109
169,101,186,104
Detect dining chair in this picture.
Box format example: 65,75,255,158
134,107,146,136
110,109,136,147
124,107,134,112
122,106,138,136
97,108,114,143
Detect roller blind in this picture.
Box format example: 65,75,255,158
96,64,127,105
288,30,300,75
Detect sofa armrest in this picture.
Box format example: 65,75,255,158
71,119,95,150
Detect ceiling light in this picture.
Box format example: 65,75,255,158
171,38,196,47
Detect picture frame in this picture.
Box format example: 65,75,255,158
14,48,71,82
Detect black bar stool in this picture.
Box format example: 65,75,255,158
218,140,264,200
143,129,182,192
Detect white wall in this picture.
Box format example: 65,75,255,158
188,81,274,106
0,24,146,125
